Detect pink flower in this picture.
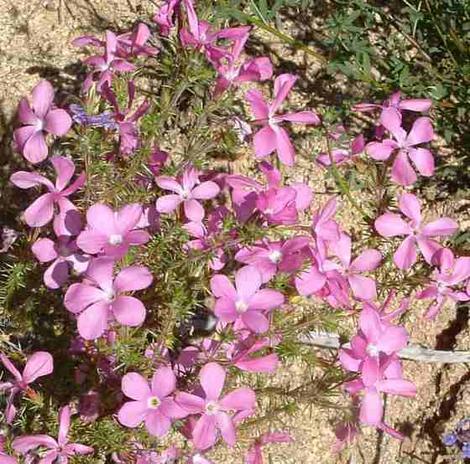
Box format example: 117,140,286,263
118,367,186,436
331,422,359,453
214,31,272,97
339,306,409,376
210,266,285,333
366,108,435,185
311,197,341,252
417,248,470,319
154,0,181,36
375,193,458,269
235,236,309,283
246,74,320,166
102,81,150,155
12,405,93,462
227,335,279,373
245,432,292,464
176,362,256,449
76,31,136,93
316,134,365,167
14,80,72,164
116,23,159,58
64,257,152,340
156,165,220,222
77,203,150,258
353,90,432,115
32,234,90,289
10,156,85,229
0,351,53,424
332,233,382,301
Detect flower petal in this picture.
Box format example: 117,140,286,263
112,296,146,327
200,362,226,401
114,266,153,292
118,400,148,428
122,373,151,401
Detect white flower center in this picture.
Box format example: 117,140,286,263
109,234,123,245
205,401,219,415
147,396,161,409
269,250,283,264
35,119,45,131
235,300,248,313
366,343,380,357
103,288,115,302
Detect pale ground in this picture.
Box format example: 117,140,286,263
0,1,468,463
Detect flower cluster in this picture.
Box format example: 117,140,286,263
1,0,469,462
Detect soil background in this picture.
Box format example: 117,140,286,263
0,1,468,463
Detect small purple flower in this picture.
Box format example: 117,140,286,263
69,104,118,130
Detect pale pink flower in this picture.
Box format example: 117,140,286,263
77,203,150,258
353,91,432,115
156,165,220,222
210,266,284,333
214,30,272,97
0,352,53,424
226,335,279,373
12,405,93,462
366,108,435,185
331,233,382,301
246,74,320,166
245,432,292,464
118,367,186,436
64,257,152,340
417,248,470,319
311,197,341,252
316,134,365,167
375,193,458,269
14,80,72,164
235,236,309,283
176,362,256,449
10,156,85,229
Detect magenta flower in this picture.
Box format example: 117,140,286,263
226,335,279,373
32,235,90,289
12,405,93,462
76,31,136,93
102,81,150,155
211,266,284,333
10,156,85,229
118,367,186,437
417,248,470,319
316,134,365,168
176,362,256,450
353,90,432,115
116,23,159,58
245,432,293,464
214,31,272,97
375,193,458,269
156,165,220,222
235,236,309,283
14,80,72,164
366,108,435,185
339,306,408,376
77,203,150,258
311,197,341,252
154,0,181,36
0,351,53,424
332,233,382,301
64,257,153,340
246,74,320,166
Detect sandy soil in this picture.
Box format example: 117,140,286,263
0,1,468,463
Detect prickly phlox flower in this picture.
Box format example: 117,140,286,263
316,134,365,167
156,165,220,222
366,108,435,185
14,80,72,164
235,236,309,283
375,193,458,269
153,0,181,36
116,23,159,58
0,351,53,424
180,0,248,65
417,248,470,320
32,229,90,289
10,156,85,230
64,257,152,340
353,90,432,115
214,29,272,97
12,405,93,462
74,30,136,93
245,431,293,464
246,73,320,166
176,362,256,450
331,422,359,453
101,81,150,155
77,203,150,258
211,266,284,333
311,197,341,252
118,367,186,437
331,232,382,301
